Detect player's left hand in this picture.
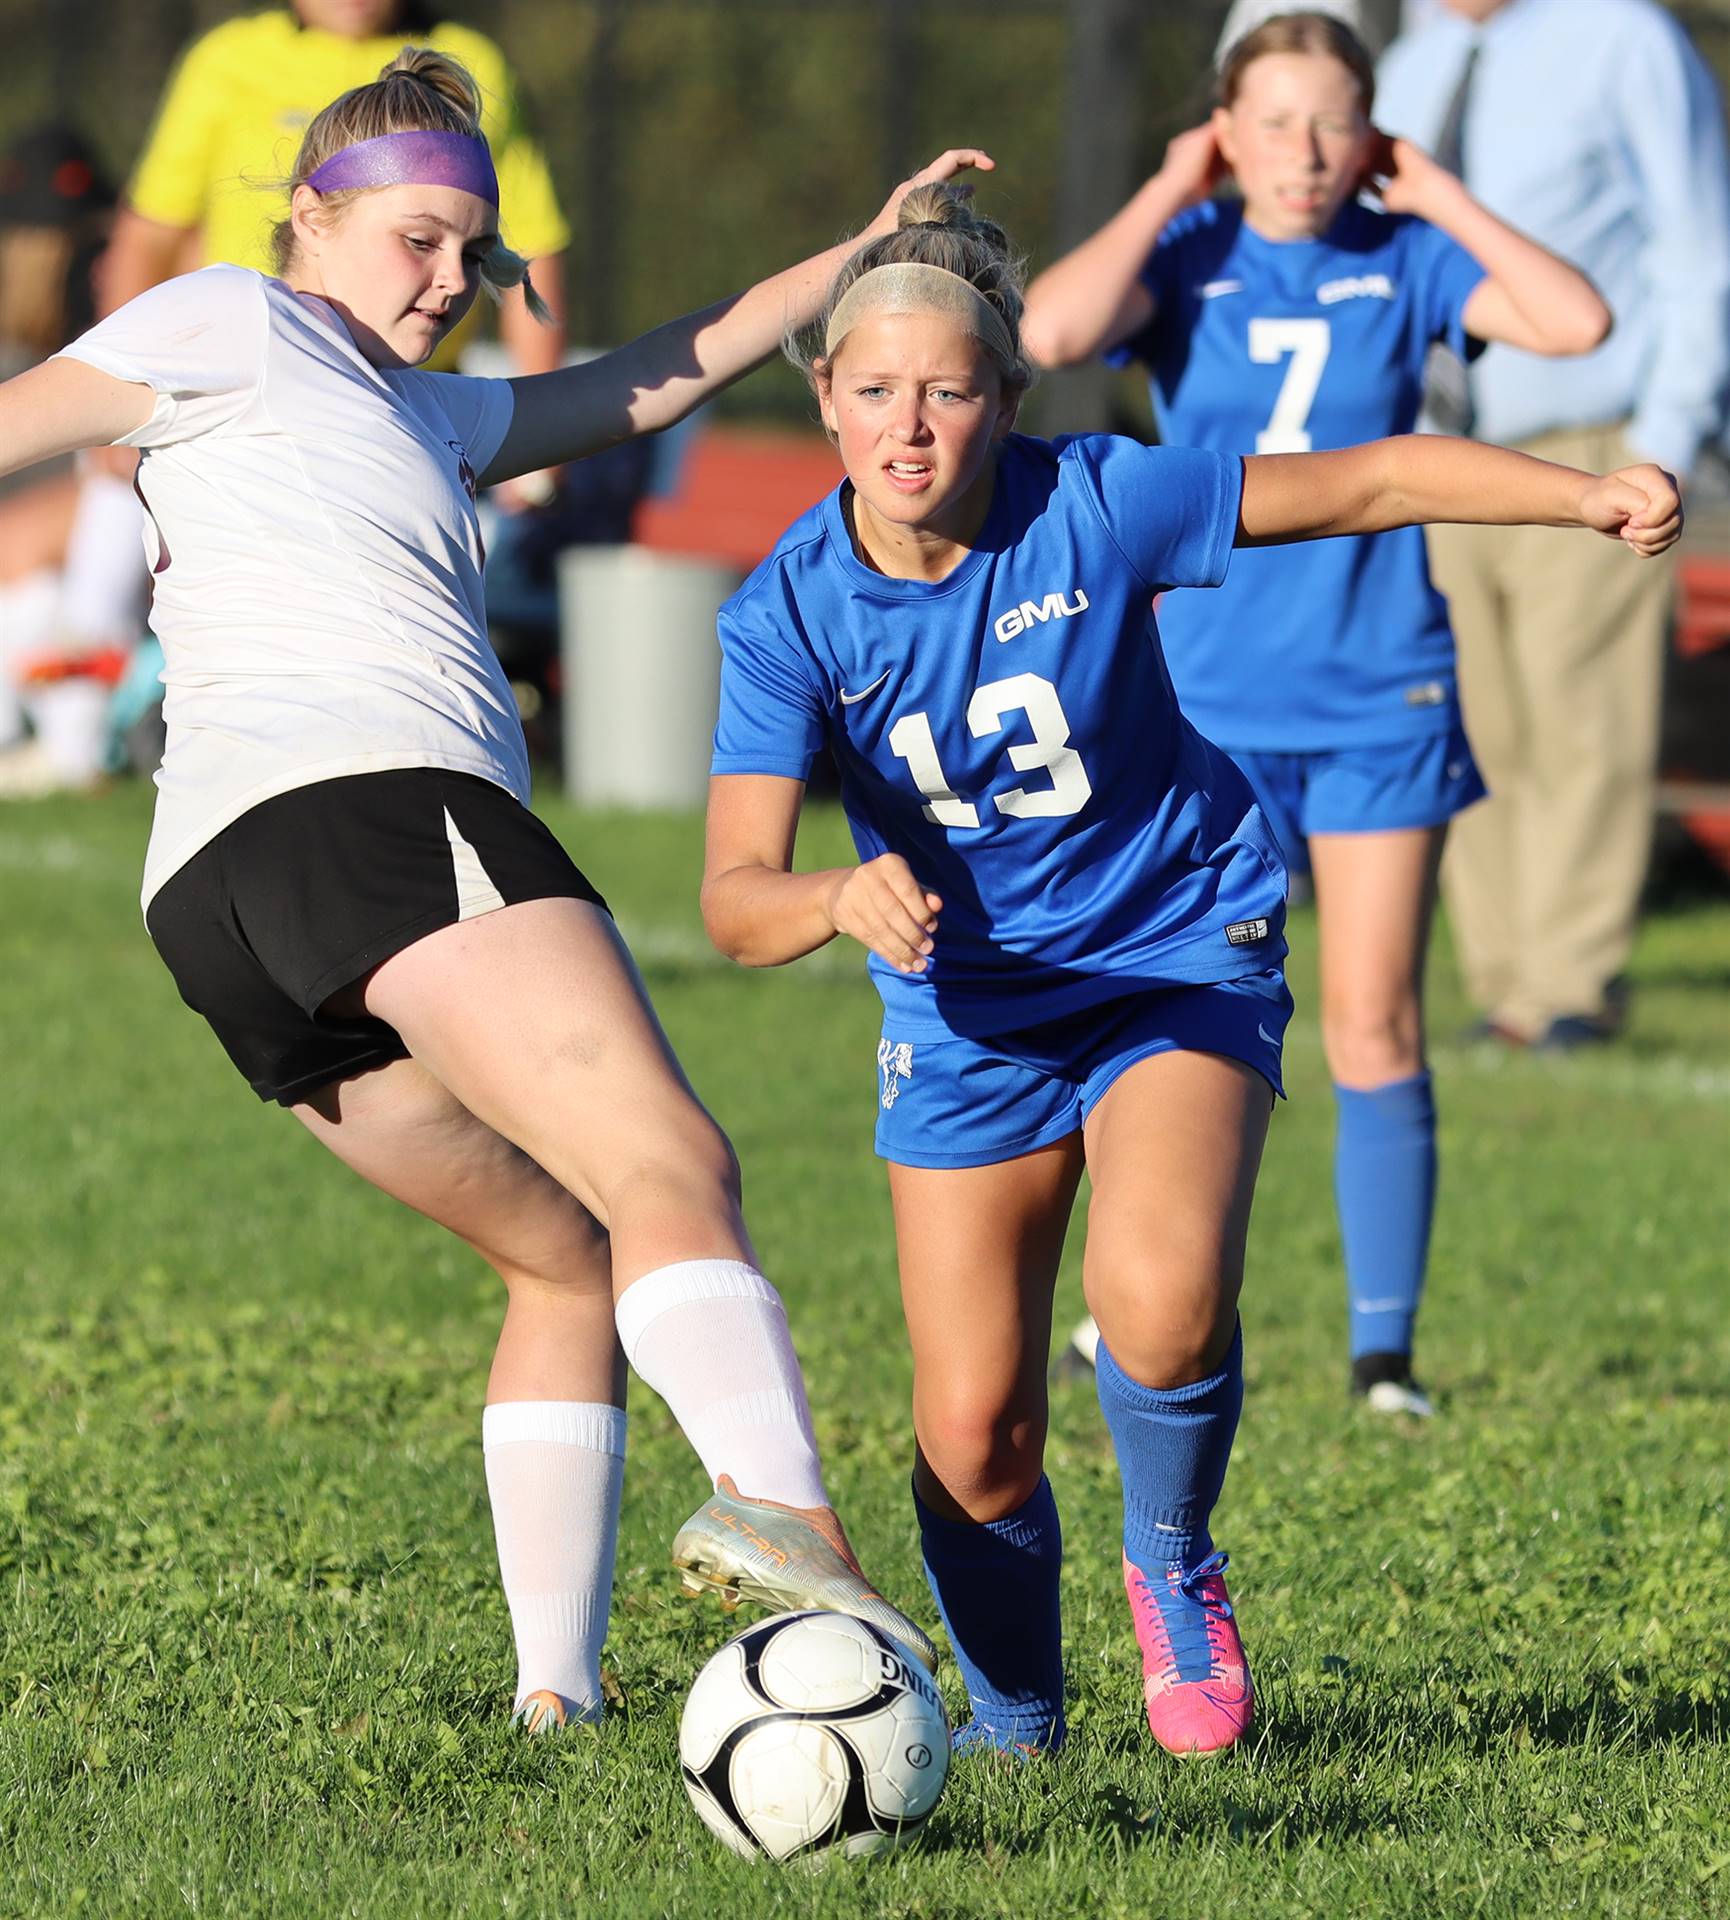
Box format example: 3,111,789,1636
1362,131,1450,216
869,150,998,236
1580,464,1683,556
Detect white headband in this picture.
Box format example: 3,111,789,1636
824,261,1018,368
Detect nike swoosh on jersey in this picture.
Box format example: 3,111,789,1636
839,670,893,706
1199,279,1244,299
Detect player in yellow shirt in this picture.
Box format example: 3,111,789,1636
108,0,568,376
0,2,568,796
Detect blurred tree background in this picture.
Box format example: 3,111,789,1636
2,0,1727,423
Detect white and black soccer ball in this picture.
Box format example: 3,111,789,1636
679,1610,950,1863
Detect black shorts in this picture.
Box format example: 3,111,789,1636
146,769,608,1106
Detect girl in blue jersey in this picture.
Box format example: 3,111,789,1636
1023,11,1611,1415
702,183,1673,1757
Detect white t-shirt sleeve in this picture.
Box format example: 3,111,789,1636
403,370,516,476
54,265,268,448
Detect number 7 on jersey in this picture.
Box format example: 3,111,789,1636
1249,317,1331,454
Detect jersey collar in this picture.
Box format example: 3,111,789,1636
819,448,1015,600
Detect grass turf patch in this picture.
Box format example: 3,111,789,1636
1,785,1727,1918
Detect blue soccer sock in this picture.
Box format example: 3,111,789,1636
1095,1324,1243,1575
914,1475,1065,1752
1333,1071,1437,1362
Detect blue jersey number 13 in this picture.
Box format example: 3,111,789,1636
888,671,1094,828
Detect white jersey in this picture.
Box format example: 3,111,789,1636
55,266,523,908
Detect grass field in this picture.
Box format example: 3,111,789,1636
2,784,1728,1919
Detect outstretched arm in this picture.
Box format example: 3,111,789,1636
704,774,943,975
1238,437,1681,555
482,149,994,485
1021,126,1223,369
0,357,154,483
1370,135,1610,356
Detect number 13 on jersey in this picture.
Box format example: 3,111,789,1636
888,671,1093,828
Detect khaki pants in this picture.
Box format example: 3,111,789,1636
1426,421,1673,1039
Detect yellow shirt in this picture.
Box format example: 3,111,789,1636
128,11,568,276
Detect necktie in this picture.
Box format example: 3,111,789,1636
1432,42,1480,179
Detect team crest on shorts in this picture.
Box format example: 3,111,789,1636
877,1039,915,1109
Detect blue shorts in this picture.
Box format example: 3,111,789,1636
1228,727,1486,878
874,971,1291,1170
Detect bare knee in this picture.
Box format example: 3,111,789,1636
1322,994,1424,1088
491,1199,612,1298
914,1387,1047,1520
586,1106,748,1277
1085,1262,1236,1387
625,1102,743,1204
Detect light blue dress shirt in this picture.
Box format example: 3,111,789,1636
1378,0,1730,474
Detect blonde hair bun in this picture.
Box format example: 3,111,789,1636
896,183,970,230
381,47,483,120
793,181,1033,399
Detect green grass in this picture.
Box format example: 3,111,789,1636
2,784,1728,1919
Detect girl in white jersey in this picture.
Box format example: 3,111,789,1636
5,48,988,1730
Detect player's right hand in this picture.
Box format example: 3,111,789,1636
1580,463,1683,557
824,856,942,974
1157,125,1226,210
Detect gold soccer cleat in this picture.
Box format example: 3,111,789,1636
672,1475,939,1673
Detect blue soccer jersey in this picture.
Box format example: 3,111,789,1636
1109,199,1487,751
712,433,1287,1040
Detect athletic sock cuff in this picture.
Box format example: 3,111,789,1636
482,1400,627,1456
913,1476,1060,1557
1333,1070,1434,1114
614,1258,779,1357
1094,1321,1243,1410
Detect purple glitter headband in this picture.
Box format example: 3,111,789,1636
306,130,499,205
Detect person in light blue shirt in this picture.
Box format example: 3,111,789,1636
1381,0,1730,477
1022,11,1610,1416
702,182,1674,1760
1378,0,1730,1049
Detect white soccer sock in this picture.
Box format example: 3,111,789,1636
57,471,147,642
482,1400,625,1717
23,678,110,783
0,572,59,748
615,1259,829,1509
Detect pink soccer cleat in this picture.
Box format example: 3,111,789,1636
1122,1548,1254,1755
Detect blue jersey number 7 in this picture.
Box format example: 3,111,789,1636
1249,318,1332,454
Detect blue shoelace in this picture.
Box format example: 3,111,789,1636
1144,1548,1234,1685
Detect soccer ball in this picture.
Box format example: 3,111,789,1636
679,1610,951,1862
